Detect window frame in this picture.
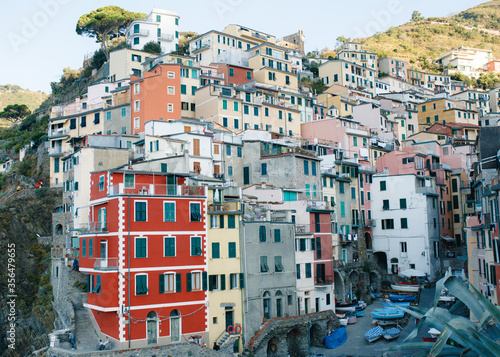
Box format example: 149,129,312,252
163,201,176,222
135,273,148,295
134,237,148,258
164,236,176,257
189,202,202,222
134,200,147,222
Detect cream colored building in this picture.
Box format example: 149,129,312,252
222,24,276,45
336,42,377,71
319,60,376,96
109,48,154,81
436,46,493,79
207,187,244,353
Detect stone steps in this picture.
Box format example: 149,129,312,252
74,309,100,350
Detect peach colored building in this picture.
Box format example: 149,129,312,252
130,64,181,134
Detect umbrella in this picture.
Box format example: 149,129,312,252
399,269,427,278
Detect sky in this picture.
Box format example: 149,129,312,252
0,0,488,93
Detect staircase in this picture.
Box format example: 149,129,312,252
74,307,100,350
219,334,239,355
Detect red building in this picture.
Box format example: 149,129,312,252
79,169,208,348
214,63,254,86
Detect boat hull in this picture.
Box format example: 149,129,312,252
391,284,419,292
388,294,417,302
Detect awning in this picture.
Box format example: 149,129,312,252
49,118,68,125
441,236,455,242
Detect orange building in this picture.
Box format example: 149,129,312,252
130,64,182,134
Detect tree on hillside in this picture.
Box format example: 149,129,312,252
336,36,351,49
0,104,31,123
142,41,162,55
76,6,146,60
450,73,475,87
411,10,424,22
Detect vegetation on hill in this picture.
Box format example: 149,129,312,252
353,1,500,71
0,85,48,113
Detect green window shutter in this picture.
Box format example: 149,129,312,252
228,215,236,228
228,242,236,258
239,273,244,289
202,272,208,290
297,264,300,279
380,181,386,191
186,272,192,292
400,198,407,209
159,274,165,293
136,238,146,258
220,274,226,290
212,243,220,259
87,274,91,292
274,229,281,242
165,238,175,257
208,275,214,291
175,273,182,292
161,163,167,172
219,215,225,228
82,239,86,257
259,226,266,242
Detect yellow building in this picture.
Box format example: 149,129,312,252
207,187,244,353
247,44,298,91
417,98,479,131
222,24,277,45
317,90,355,118
319,60,376,97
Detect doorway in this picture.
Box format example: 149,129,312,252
170,310,181,342
315,297,320,313
305,298,309,314
225,308,234,331
147,311,157,345
100,240,107,268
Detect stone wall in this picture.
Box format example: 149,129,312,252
248,311,339,357
48,342,234,357
52,264,87,331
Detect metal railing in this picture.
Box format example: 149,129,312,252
48,129,69,138
132,29,149,36
49,147,64,155
109,183,206,197
77,222,108,233
315,276,333,285
208,201,240,212
94,257,119,270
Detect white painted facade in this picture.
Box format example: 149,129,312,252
371,174,442,281
126,9,180,55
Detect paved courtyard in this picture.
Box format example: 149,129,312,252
309,287,436,357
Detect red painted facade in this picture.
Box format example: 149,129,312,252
309,211,334,286
79,169,208,346
130,64,182,134
215,63,254,86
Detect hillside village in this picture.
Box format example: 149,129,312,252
4,4,500,357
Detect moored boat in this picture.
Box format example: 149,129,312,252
382,327,401,341
388,294,417,302
391,284,419,293
354,301,367,310
371,309,405,320
381,301,411,309
355,310,365,317
335,306,356,312
395,281,420,287
365,326,383,343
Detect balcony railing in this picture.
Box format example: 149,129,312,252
49,147,64,156
416,186,436,195
316,275,333,285
78,222,108,234
132,29,149,36
208,201,240,212
109,183,206,197
295,224,311,234
49,128,69,138
159,33,174,42
94,257,119,271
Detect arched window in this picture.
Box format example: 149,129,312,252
263,291,271,320
275,290,283,318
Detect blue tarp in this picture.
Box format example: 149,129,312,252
324,327,347,349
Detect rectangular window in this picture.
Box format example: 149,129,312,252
312,162,317,176
228,242,237,258
164,237,175,257
234,101,239,111
222,100,228,110
124,173,134,188
135,274,148,295
400,242,407,253
212,242,220,259
381,219,395,230
237,147,242,157
260,256,269,273
304,160,309,175
254,107,259,116
261,163,267,175
305,263,312,278
187,202,202,222
259,226,266,242
230,273,238,289
244,105,249,115
400,198,407,209
219,215,225,229
339,182,344,194
340,201,345,217
191,237,202,256
228,215,236,229
275,256,284,272
226,145,231,156
401,218,408,229
351,187,356,199
380,181,387,191
82,238,86,257
135,201,147,222
274,229,281,243
135,237,147,258
297,264,301,279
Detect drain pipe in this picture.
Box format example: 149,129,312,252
128,195,131,349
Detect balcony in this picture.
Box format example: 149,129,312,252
78,222,108,234
365,219,376,227
48,128,69,138
131,29,149,37
295,224,311,234
339,234,355,243
315,275,333,285
109,183,206,197
252,32,268,41
49,147,64,156
416,186,436,195
208,201,240,212
159,33,174,42
94,257,119,271
192,43,211,52
352,219,361,227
